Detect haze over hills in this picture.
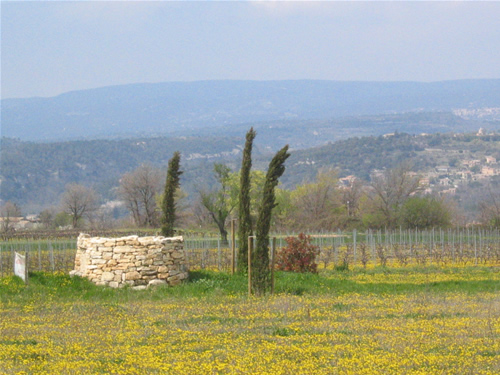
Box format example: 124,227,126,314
2,79,500,142
2,79,500,215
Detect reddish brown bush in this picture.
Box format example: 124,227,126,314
275,233,320,273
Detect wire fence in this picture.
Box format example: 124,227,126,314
1,228,500,277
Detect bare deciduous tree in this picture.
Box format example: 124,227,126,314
370,162,421,228
0,201,22,232
290,169,342,231
61,184,98,228
119,164,162,227
199,164,238,243
479,184,500,227
341,177,364,218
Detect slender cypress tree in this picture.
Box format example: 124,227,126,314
161,151,182,237
252,145,290,294
238,127,256,273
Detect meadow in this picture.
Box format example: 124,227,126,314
1,265,499,374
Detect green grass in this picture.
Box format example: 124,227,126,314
1,266,498,306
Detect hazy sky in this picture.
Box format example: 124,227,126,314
2,1,500,99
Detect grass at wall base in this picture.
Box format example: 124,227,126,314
1,266,499,374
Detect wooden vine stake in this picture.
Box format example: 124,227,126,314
248,236,253,297
231,219,236,275
271,237,276,295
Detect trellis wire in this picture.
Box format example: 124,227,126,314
0,228,499,275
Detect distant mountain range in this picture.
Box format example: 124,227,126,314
2,79,500,142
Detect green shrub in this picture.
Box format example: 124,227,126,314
275,233,320,273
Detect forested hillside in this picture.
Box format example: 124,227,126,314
283,132,500,184
2,131,499,215
0,136,247,212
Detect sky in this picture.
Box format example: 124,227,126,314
1,0,500,99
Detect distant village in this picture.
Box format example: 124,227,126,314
338,127,500,197
2,128,499,231
417,128,499,196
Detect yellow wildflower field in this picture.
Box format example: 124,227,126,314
1,267,499,374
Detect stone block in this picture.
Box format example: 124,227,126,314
124,271,141,280
171,251,184,259
114,246,132,253
102,272,115,281
90,238,107,245
148,279,167,287
141,269,158,277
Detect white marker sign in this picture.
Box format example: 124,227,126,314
14,252,27,282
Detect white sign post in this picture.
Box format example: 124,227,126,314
14,252,28,283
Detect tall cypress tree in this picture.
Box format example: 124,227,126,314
252,145,290,294
161,151,182,237
238,127,256,273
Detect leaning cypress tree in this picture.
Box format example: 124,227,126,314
161,151,182,237
252,145,290,294
238,127,257,273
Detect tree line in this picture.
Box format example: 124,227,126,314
2,130,500,235
2,151,499,236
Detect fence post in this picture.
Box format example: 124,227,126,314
353,229,357,265
49,240,55,272
474,229,478,265
231,219,236,275
217,239,221,271
25,251,29,284
271,237,276,295
38,241,42,271
185,242,190,270
479,229,482,264
248,236,253,297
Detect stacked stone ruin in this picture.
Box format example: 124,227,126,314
70,234,188,289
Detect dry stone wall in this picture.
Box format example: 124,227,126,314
70,234,188,289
